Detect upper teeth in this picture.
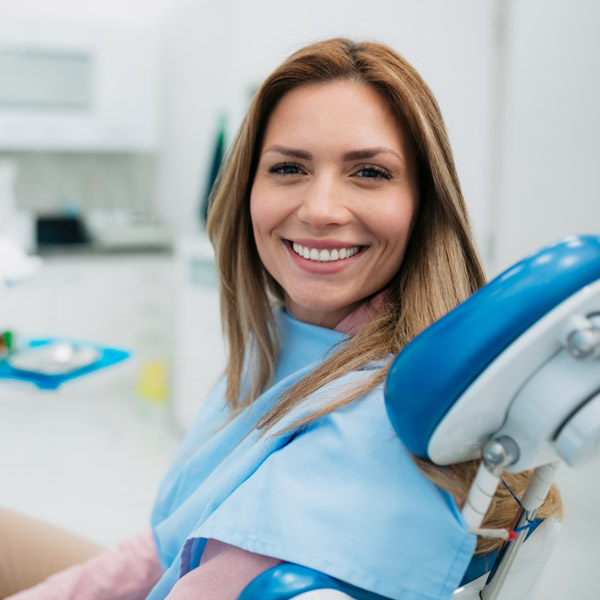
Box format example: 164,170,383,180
292,242,361,262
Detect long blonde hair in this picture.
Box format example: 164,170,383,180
207,38,561,553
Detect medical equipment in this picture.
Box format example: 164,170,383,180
0,338,129,389
239,235,600,599
7,341,100,375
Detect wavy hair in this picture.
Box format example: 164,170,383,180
206,38,561,552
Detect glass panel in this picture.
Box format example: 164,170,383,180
0,49,93,110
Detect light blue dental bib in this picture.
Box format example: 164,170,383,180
149,309,475,600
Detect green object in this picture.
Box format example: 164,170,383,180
201,113,227,226
2,330,13,350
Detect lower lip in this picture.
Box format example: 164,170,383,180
285,242,364,274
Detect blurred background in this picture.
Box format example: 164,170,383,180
0,0,598,597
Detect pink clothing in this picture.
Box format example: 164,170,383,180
167,540,281,600
7,531,280,600
7,529,160,600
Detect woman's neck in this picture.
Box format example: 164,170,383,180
333,291,387,336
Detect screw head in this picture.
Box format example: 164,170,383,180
482,436,519,469
567,328,600,360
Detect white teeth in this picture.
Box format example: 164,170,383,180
291,242,361,262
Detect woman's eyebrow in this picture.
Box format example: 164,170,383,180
262,145,403,163
343,147,403,161
262,145,312,159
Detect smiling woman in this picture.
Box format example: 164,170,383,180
250,80,419,329
208,38,486,424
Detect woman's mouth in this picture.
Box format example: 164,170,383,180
291,241,363,263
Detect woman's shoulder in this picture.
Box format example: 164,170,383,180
184,365,473,600
294,357,393,418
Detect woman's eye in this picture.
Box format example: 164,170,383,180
269,163,303,176
354,165,391,180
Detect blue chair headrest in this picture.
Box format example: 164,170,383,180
384,235,600,459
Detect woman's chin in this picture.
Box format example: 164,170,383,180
284,299,362,329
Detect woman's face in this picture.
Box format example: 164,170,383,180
250,80,419,329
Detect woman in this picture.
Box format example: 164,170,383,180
2,38,561,600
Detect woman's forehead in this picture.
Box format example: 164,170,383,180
259,81,409,159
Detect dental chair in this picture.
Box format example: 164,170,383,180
239,235,600,600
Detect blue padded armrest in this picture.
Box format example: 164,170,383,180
238,563,392,600
385,235,600,459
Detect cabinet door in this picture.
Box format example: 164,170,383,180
0,17,159,151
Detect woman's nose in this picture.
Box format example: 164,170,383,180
296,175,351,229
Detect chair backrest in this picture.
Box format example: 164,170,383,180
385,235,600,467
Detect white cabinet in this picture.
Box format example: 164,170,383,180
0,17,160,151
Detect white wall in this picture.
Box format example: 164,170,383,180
491,0,600,274
156,0,232,231
0,0,175,22
158,0,497,260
